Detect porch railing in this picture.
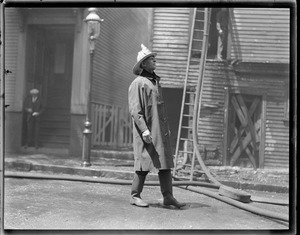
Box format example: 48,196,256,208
91,102,133,149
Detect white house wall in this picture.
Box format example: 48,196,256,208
152,8,191,88
4,8,20,111
230,8,290,63
92,8,152,108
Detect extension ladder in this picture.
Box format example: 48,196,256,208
173,8,211,181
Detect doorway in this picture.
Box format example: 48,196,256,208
207,8,229,60
23,26,74,148
226,93,263,169
162,88,184,154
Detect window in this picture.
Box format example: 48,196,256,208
190,8,229,61
207,8,229,60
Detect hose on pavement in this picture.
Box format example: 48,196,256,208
5,171,288,222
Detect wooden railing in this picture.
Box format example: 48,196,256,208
91,102,133,149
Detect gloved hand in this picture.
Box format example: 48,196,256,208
142,129,152,144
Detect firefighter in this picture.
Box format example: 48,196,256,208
128,44,186,208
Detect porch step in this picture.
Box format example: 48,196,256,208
40,128,70,136
39,108,71,147
41,114,70,122
40,122,70,129
39,135,69,144
39,142,69,149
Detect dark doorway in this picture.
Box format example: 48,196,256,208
23,26,74,148
207,8,228,60
162,88,183,154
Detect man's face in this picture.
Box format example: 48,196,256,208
142,56,156,72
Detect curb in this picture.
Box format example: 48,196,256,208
4,160,158,181
4,160,288,193
92,149,134,161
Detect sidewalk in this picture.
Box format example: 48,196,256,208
4,148,289,193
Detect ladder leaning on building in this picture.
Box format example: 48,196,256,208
173,8,220,185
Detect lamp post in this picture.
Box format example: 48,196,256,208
82,8,104,167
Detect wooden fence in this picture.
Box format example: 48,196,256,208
91,102,133,149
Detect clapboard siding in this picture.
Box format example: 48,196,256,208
189,61,227,153
264,100,289,168
4,8,20,110
153,8,191,88
184,59,289,169
228,66,289,169
92,8,151,107
230,8,290,63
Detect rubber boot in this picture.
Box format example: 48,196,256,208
130,171,149,207
159,169,186,208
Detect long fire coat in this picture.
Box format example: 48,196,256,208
128,71,174,172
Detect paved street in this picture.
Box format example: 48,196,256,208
3,177,289,231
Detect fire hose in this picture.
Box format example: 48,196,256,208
5,171,288,222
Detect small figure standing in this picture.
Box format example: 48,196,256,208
216,8,229,60
128,44,186,208
24,88,44,149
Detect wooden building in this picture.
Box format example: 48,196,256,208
2,7,290,169
152,8,290,169
3,7,152,156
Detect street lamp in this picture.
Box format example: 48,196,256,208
82,8,104,167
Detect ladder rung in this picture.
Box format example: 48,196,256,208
186,90,195,94
182,164,192,167
191,169,205,174
181,126,193,129
179,150,193,154
192,38,203,42
183,114,193,117
195,19,205,22
180,137,193,141
185,102,194,106
191,49,202,52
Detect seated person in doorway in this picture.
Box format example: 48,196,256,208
216,8,229,60
24,88,44,149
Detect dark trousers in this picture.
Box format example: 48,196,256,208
26,117,40,147
131,169,172,197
